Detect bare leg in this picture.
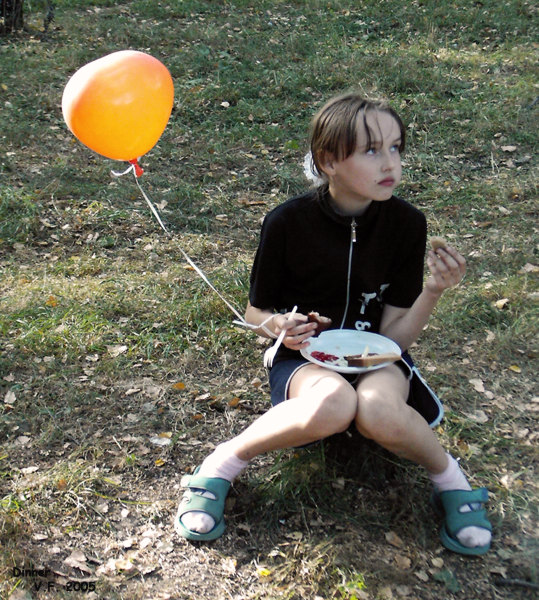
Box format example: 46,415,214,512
354,364,491,549
228,365,358,459
354,364,448,473
179,365,358,534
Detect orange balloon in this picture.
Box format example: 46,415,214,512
62,50,174,162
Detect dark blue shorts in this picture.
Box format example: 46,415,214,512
268,352,443,428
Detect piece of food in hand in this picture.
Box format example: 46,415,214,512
307,311,332,335
430,236,448,252
344,352,401,367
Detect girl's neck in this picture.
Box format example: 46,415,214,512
328,186,372,217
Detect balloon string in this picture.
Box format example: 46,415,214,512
134,176,170,236
113,166,249,326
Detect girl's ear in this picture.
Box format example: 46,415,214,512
320,152,336,176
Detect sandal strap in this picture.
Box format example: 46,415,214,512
438,488,492,538
438,487,488,514
180,472,231,498
178,471,231,523
445,508,492,536
178,490,226,523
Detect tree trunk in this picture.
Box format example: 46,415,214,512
1,0,25,34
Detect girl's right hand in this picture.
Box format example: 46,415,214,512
274,312,318,350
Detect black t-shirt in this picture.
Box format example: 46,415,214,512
249,186,427,363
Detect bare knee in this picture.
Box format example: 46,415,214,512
303,382,357,436
355,388,408,443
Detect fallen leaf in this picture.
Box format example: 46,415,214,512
519,263,538,274
221,557,237,575
107,344,128,357
431,557,444,568
64,550,92,573
490,565,508,578
149,436,172,447
378,586,395,600
172,382,186,390
385,531,404,548
46,295,58,307
394,554,411,570
331,477,345,490
115,558,134,571
395,585,412,596
469,378,485,393
228,397,241,407
21,466,39,474
96,502,109,513
508,365,521,373
501,145,517,152
466,409,489,423
257,566,271,578
494,298,509,309
4,390,16,404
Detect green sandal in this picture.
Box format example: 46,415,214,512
175,468,231,541
432,488,492,556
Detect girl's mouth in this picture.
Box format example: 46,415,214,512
378,178,395,187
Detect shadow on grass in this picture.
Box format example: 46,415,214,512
233,429,435,549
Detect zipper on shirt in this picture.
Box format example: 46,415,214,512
340,218,356,329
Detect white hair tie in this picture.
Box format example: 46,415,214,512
303,151,326,186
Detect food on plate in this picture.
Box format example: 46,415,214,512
430,236,448,252
307,311,332,335
310,350,339,363
344,352,401,367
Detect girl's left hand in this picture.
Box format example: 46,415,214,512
425,246,466,295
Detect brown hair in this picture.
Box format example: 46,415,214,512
309,94,406,179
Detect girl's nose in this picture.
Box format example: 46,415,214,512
381,151,394,170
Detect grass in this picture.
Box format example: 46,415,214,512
1,0,538,598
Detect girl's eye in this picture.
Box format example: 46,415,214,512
366,147,377,155
390,144,400,153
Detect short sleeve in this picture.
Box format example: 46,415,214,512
248,211,286,310
383,210,427,308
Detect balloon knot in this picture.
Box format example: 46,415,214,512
129,158,144,177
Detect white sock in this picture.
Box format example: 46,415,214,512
429,453,491,549
180,443,249,534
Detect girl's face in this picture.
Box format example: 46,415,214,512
322,110,402,215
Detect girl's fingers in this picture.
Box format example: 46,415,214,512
427,247,466,288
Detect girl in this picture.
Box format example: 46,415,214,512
175,94,492,555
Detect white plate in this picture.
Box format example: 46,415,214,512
300,329,401,374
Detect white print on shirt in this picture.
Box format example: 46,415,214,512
359,292,377,314
353,283,390,332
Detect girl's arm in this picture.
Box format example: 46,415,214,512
380,246,466,351
245,302,317,349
